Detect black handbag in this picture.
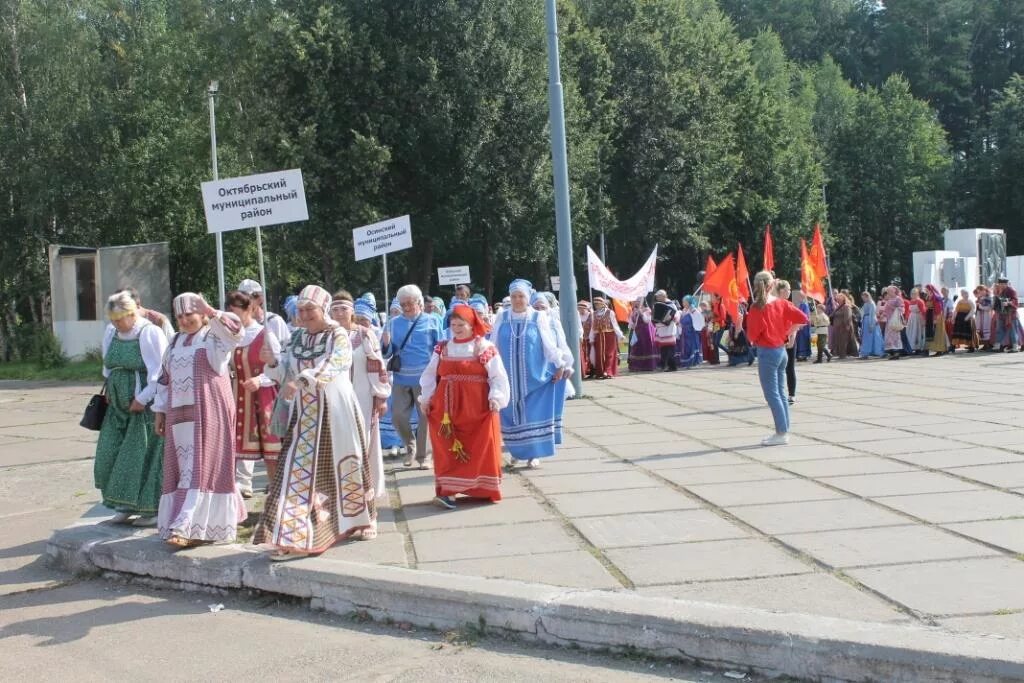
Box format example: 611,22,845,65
386,313,421,373
80,382,108,431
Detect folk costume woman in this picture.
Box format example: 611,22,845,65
94,291,169,527
975,285,995,349
858,292,884,358
626,299,659,372
331,295,391,538
531,292,575,443
950,289,978,351
589,297,623,378
491,279,571,468
255,285,375,559
793,290,812,361
880,287,906,360
829,293,859,359
420,304,510,509
905,288,927,354
577,301,593,377
679,296,705,368
153,293,246,547
924,285,950,355
226,290,282,499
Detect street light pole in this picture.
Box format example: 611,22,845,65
208,81,226,310
544,0,583,397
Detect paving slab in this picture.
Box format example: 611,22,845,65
401,495,552,531
941,612,1024,640
627,450,747,470
848,557,1024,616
778,525,998,568
820,471,982,497
412,520,579,563
893,447,1024,469
638,573,907,623
604,538,811,586
686,478,846,507
418,550,621,589
734,443,862,463
724,498,911,534
944,519,1024,553
546,487,702,518
777,456,917,478
874,489,1024,523
526,470,659,495
517,458,635,477
945,462,1024,488
318,532,409,566
653,463,792,486
572,509,750,549
857,436,963,456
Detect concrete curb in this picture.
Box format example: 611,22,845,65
46,525,1024,682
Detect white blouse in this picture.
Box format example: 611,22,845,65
239,321,281,388
101,319,168,406
152,313,243,413
419,338,511,408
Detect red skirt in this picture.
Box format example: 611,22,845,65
592,330,619,377
428,356,503,501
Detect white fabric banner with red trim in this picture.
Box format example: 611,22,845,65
586,245,658,301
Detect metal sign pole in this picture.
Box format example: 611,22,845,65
208,84,225,310
256,226,267,306
382,252,390,320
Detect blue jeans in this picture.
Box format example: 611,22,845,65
756,345,789,434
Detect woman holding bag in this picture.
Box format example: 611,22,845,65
94,291,168,527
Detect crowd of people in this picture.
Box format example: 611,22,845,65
90,272,1020,558
92,278,574,560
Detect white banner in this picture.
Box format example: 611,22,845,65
352,215,413,261
201,168,308,233
586,245,658,301
437,265,471,285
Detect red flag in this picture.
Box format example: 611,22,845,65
704,255,717,279
801,239,827,303
611,298,630,324
810,223,829,278
763,224,775,272
736,243,751,300
703,253,741,323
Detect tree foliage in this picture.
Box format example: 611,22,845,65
0,0,1010,356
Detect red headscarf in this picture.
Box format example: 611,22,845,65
449,304,490,339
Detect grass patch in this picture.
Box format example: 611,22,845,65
0,360,103,382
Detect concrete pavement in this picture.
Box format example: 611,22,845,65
0,579,725,682
5,352,1024,678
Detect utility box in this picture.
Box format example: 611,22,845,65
48,242,171,358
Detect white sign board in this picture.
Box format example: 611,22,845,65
438,266,471,286
201,168,308,233
550,276,561,292
352,215,413,261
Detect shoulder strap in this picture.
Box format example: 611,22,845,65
396,313,421,353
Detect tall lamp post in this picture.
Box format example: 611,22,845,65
208,80,226,309
544,0,583,397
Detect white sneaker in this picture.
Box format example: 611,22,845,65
108,512,133,524
526,459,540,469
761,433,789,447
132,515,158,528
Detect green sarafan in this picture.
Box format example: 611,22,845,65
8,0,1017,359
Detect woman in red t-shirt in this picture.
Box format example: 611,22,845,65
745,271,809,446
